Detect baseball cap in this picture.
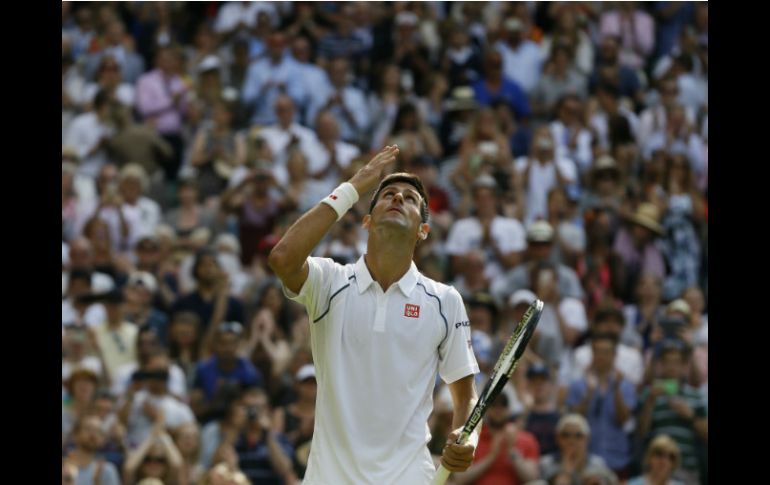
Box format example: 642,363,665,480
559,297,588,330
295,364,316,382
666,299,692,317
467,292,498,315
128,271,158,293
509,289,537,308
526,220,555,243
472,174,498,190
197,55,221,74
526,362,550,379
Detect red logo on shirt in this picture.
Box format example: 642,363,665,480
404,304,420,318
329,194,338,200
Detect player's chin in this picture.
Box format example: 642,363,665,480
379,213,410,227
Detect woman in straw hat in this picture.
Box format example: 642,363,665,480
612,203,667,299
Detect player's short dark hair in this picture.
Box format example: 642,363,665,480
369,172,430,223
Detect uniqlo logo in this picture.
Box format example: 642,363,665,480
404,304,420,318
329,194,338,200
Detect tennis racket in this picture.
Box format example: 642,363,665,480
431,298,544,485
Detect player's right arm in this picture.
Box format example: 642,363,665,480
268,145,400,294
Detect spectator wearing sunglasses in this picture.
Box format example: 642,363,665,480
628,435,684,485
123,411,184,485
190,321,264,423
540,414,608,485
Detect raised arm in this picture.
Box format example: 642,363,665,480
268,145,400,294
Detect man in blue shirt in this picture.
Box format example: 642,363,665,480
566,332,637,479
472,50,531,121
191,321,263,423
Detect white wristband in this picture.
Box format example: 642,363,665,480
321,182,360,221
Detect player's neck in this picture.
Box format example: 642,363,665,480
363,243,413,292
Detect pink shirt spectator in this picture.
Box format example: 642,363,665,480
612,227,666,280
136,69,188,135
600,9,655,70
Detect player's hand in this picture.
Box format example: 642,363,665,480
440,428,476,472
348,145,400,197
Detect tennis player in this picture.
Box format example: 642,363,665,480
269,145,480,484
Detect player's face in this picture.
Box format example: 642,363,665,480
368,182,425,233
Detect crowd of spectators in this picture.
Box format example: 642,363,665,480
62,2,708,484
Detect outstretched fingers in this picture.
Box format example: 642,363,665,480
370,144,400,168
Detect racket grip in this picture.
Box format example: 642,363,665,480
431,464,451,485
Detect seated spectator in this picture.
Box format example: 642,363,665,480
512,127,577,225
612,203,667,301
628,435,685,485
562,307,644,388
446,175,526,282
273,365,317,479
191,322,264,423
200,393,248,469
189,100,247,201
122,271,169,345
173,422,206,485
234,388,296,484
171,249,245,337
112,328,187,401
82,55,135,109
65,414,122,485
91,290,138,384
121,351,195,448
532,43,588,120
637,339,707,485
565,333,637,479
62,368,100,441
491,221,584,305
540,414,608,485
523,362,562,456
452,392,541,485
123,422,185,485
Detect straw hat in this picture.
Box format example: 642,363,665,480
625,203,664,236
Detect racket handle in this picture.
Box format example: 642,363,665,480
431,464,451,485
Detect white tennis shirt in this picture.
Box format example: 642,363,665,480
285,256,479,484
